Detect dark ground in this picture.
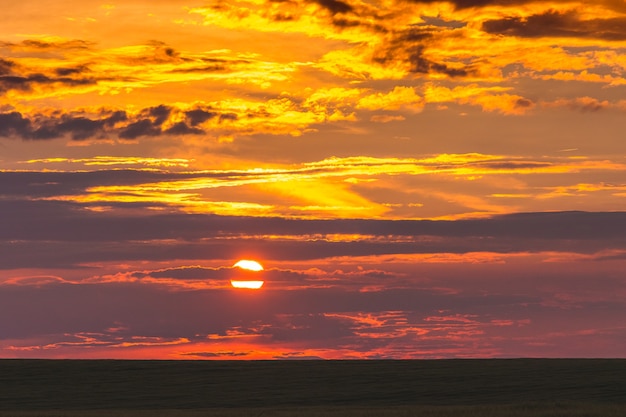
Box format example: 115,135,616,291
1,359,625,411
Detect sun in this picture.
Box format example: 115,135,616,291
233,259,264,271
231,259,264,289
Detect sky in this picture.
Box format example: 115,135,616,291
1,0,625,359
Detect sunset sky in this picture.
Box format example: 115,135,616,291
1,0,625,359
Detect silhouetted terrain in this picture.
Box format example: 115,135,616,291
1,359,625,415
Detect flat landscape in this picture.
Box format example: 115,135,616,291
1,359,625,416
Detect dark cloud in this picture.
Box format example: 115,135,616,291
0,112,31,137
0,54,95,94
450,0,531,8
120,119,161,139
1,171,626,268
164,122,204,135
482,10,626,40
421,16,466,29
410,0,534,9
331,16,388,32
272,353,325,359
118,106,173,139
272,12,296,22
311,0,353,15
104,110,128,125
3,231,621,270
0,170,210,199
54,65,91,77
219,113,238,121
0,105,212,140
373,28,470,77
19,39,92,50
0,111,127,140
186,109,217,126
169,56,254,74
147,105,172,125
54,111,128,140
1,183,625,242
170,64,227,73
120,41,186,65
0,73,96,93
132,266,231,280
331,17,361,28
56,116,109,141
0,39,251,98
181,351,252,357
515,98,534,108
407,46,468,76
0,185,625,268
119,105,207,138
0,58,16,76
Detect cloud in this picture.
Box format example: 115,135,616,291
370,114,405,123
0,106,210,140
310,0,354,15
0,38,93,51
1,38,298,102
0,73,96,94
357,86,424,112
482,10,626,40
0,112,30,137
0,51,97,95
410,0,535,8
2,278,625,358
542,97,612,113
183,2,473,81
0,110,130,140
180,351,252,358
185,109,217,126
3,153,625,224
1,189,625,269
207,0,626,89
406,45,468,77
1,88,369,140
131,266,231,280
119,119,161,139
0,58,17,75
372,29,472,78
6,199,624,243
424,84,534,114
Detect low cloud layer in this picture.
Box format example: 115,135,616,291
2,270,625,358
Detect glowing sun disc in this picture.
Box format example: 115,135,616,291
230,280,264,289
233,259,264,271
231,260,264,289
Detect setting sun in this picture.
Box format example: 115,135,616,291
233,260,264,271
231,260,264,289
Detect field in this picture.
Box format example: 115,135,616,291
1,359,625,416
